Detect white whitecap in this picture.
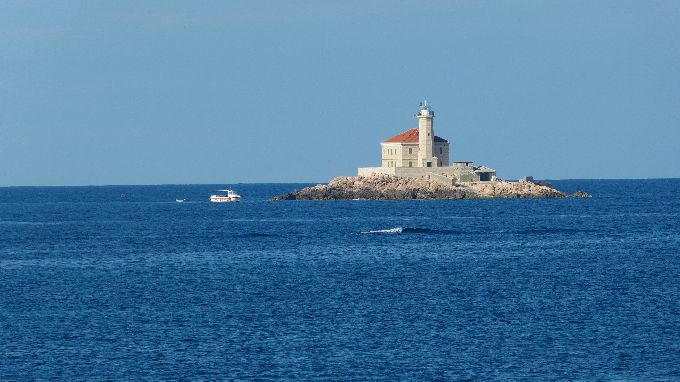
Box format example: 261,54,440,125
361,227,404,234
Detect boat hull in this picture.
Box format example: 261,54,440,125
210,195,240,203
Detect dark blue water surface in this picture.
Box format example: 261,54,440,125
1,180,680,380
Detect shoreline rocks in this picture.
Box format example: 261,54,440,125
272,175,591,201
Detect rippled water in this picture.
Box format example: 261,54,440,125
1,180,679,380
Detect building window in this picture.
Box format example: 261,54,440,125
439,147,442,154
427,162,432,168
409,161,412,167
408,147,412,155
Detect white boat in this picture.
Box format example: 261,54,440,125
210,189,241,203
176,199,186,203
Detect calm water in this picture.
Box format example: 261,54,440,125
1,180,679,380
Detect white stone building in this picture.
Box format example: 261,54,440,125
380,100,450,169
358,101,496,184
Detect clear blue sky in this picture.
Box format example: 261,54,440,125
1,1,679,185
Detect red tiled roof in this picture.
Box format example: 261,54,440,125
383,128,448,143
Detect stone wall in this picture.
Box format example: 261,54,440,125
358,166,458,186
399,143,419,167
358,163,497,185
358,167,396,177
380,141,450,168
434,142,450,167
380,143,402,168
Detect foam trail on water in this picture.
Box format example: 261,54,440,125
361,227,460,235
362,227,404,234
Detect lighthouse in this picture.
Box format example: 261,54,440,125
417,100,436,167
371,100,450,170
358,100,495,182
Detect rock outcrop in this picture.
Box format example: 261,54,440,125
272,175,591,200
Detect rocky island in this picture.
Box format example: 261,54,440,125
275,100,590,201
273,175,590,200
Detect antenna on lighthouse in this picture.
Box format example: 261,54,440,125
417,99,433,117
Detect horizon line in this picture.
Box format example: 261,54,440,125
1,177,680,188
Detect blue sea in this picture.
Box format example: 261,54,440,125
1,179,679,380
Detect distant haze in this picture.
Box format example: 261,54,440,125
1,1,679,186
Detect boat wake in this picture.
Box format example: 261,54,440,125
362,227,405,234
361,227,457,235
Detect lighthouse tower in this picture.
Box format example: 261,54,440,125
417,100,437,167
